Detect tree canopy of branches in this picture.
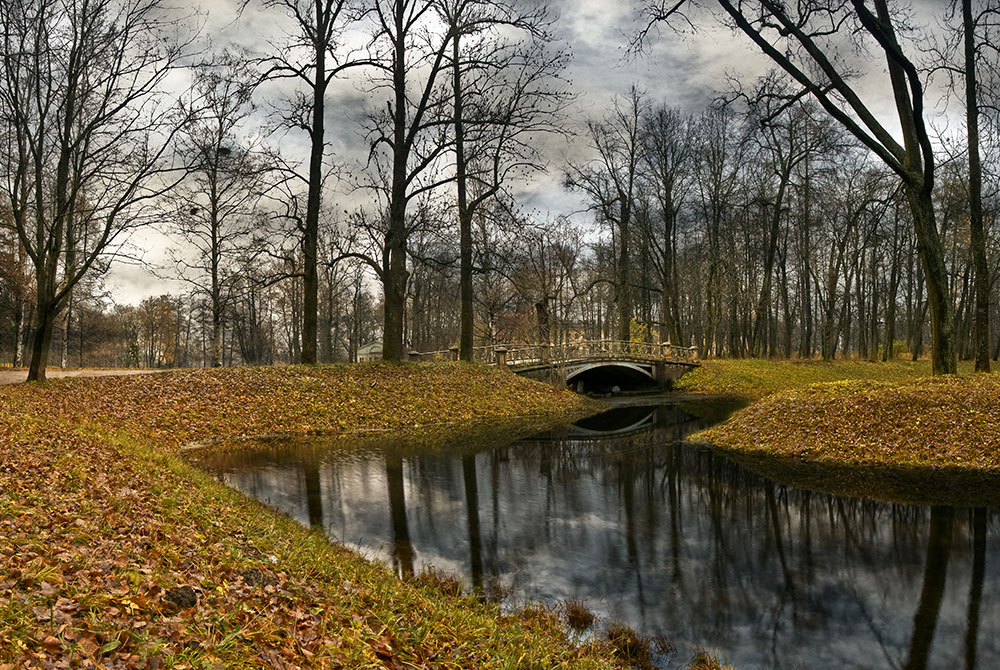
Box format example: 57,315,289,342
167,54,280,367
640,0,958,373
0,0,196,380
262,0,366,364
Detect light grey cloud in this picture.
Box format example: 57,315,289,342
113,0,959,302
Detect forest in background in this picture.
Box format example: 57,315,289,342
2,0,1000,374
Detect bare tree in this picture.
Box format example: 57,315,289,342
168,54,280,367
359,0,457,361
640,104,693,346
0,0,196,381
743,84,830,356
262,0,366,364
949,0,1000,371
566,87,646,343
438,0,570,360
640,0,958,373
691,106,747,356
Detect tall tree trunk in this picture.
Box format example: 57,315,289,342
382,7,410,363
27,292,56,382
13,298,24,367
907,189,956,373
752,176,788,356
869,0,956,373
617,214,631,341
211,228,222,367
660,283,672,344
884,211,902,361
301,1,327,366
779,239,793,358
61,296,71,369
799,152,813,358
454,31,474,361
964,0,990,372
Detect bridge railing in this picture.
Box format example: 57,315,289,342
409,340,699,366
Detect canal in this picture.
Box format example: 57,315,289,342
197,398,1000,669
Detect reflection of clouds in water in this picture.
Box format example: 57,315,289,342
224,465,309,524
209,402,1000,670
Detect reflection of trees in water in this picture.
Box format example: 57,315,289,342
500,423,998,668
904,507,954,670
207,409,1000,670
966,508,987,670
464,454,484,594
304,454,324,529
385,450,414,577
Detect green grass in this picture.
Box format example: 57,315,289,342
683,359,1000,505
0,364,624,668
675,358,974,399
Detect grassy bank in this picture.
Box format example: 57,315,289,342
680,359,1000,505
0,363,643,668
674,358,973,399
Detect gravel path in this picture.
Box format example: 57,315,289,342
0,369,166,384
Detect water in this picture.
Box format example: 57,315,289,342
197,399,1000,670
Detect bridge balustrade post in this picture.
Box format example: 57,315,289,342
495,347,508,367
450,346,459,361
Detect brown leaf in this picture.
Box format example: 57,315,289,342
77,635,100,657
54,596,78,612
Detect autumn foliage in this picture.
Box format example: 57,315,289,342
691,370,1000,505
0,364,617,668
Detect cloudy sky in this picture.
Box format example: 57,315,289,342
111,0,952,304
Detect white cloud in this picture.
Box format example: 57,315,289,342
110,0,960,303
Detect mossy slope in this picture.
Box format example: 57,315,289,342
692,372,1000,505
675,358,967,399
0,364,618,668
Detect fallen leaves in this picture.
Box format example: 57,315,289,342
675,358,968,400
692,371,1000,504
0,363,613,668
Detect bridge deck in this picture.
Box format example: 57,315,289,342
411,340,699,367
511,356,697,373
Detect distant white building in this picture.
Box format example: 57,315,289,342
357,341,382,362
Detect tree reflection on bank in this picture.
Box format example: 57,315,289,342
205,401,1000,669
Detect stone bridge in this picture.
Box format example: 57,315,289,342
411,340,699,392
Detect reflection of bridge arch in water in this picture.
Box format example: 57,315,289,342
548,403,701,441
568,404,657,437
567,413,655,438
200,398,1000,670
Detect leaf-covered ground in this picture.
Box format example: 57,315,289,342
0,363,636,668
674,358,973,399
691,370,1000,505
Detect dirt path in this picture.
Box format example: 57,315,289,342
0,368,166,384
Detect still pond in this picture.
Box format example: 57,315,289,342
197,398,1000,669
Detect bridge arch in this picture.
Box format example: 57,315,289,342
409,340,700,392
565,361,658,392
